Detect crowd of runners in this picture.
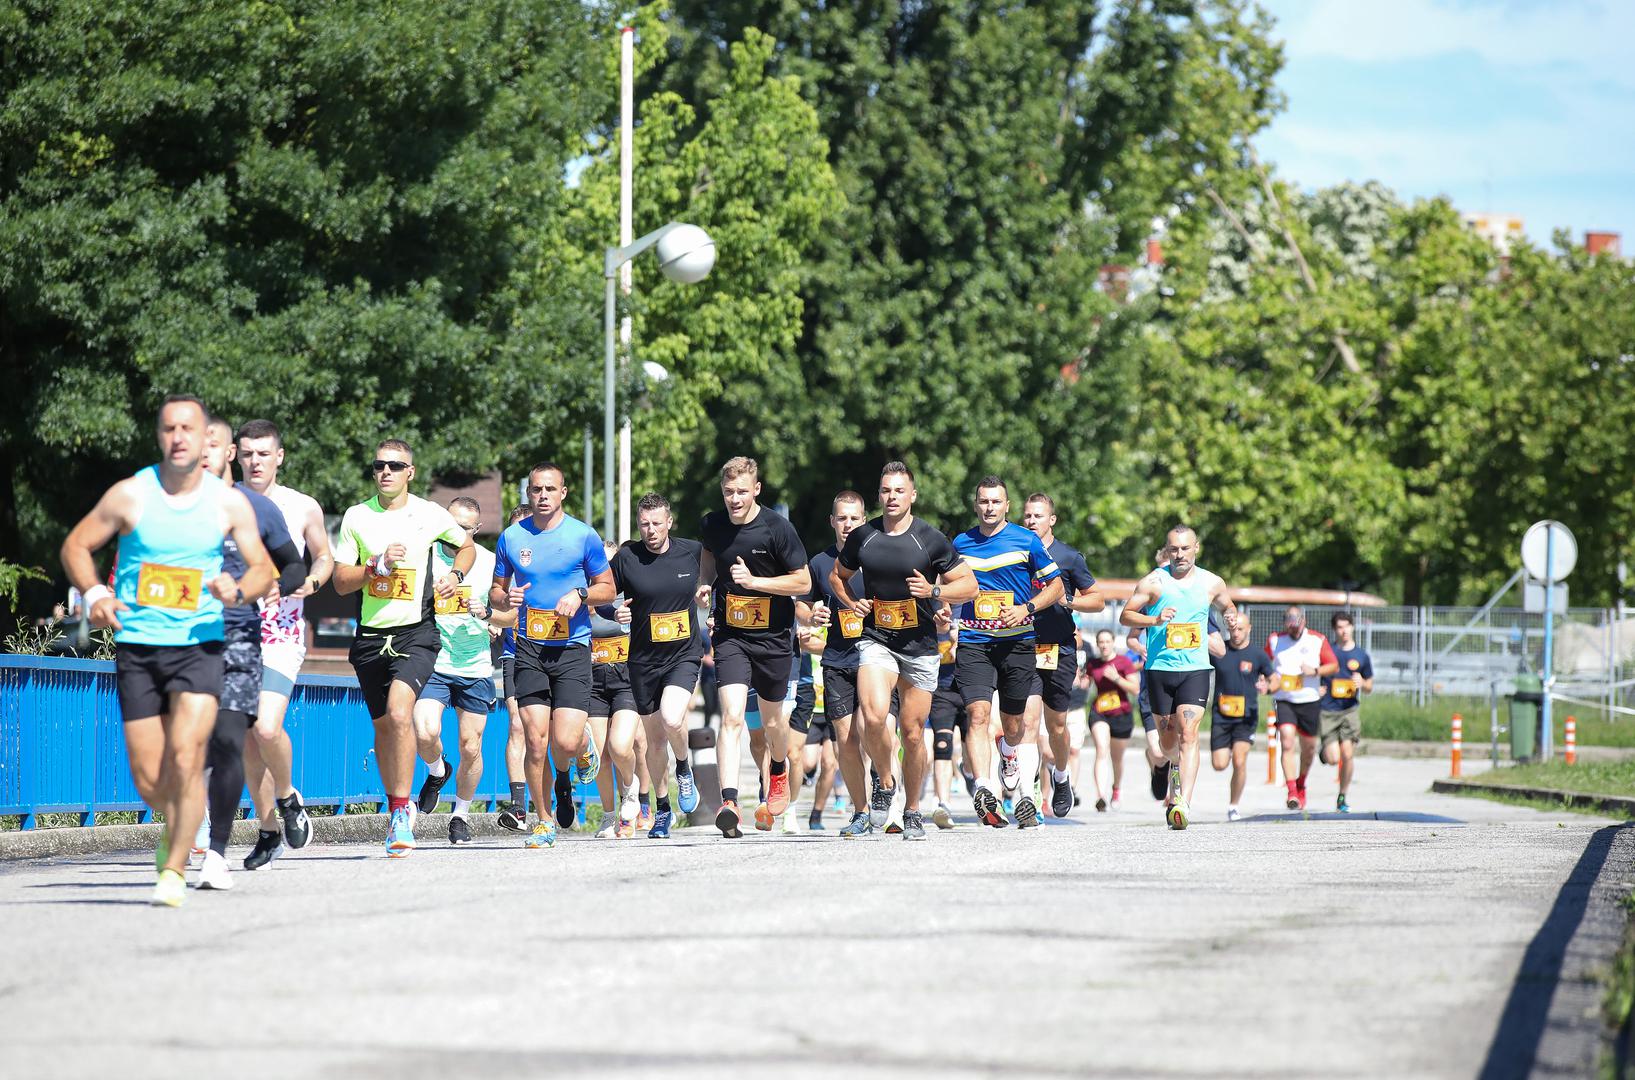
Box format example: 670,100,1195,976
59,397,1376,906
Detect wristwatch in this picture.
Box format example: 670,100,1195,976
931,585,942,601
234,586,245,606
1024,600,1036,615
450,568,465,583
576,586,588,601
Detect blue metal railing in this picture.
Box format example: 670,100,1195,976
0,654,602,829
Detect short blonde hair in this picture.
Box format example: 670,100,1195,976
720,456,759,484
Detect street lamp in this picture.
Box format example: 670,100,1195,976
603,221,715,539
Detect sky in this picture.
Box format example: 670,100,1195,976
1254,0,1635,247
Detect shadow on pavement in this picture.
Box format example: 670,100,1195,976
1242,811,1466,824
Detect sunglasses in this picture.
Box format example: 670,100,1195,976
371,460,410,474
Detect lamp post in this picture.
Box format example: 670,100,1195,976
602,221,715,539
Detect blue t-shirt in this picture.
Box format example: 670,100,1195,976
494,515,609,647
1322,645,1374,711
953,523,1061,644
221,482,293,632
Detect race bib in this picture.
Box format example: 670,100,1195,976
525,607,570,642
837,608,864,639
367,566,417,602
724,593,771,629
874,598,918,631
1330,678,1356,699
938,639,955,666
1094,690,1124,715
136,562,204,611
1218,694,1246,718
649,609,691,643
1279,673,1304,694
974,590,1011,621
592,636,629,665
1164,622,1202,651
434,584,470,616
1035,644,1060,670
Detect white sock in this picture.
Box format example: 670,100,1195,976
426,757,446,778
1016,743,1040,794
998,737,1015,758
1051,766,1069,783
451,797,471,820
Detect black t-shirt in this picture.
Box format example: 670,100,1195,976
1032,538,1095,646
808,547,864,669
838,516,961,657
609,537,705,662
699,507,808,639
1210,643,1274,717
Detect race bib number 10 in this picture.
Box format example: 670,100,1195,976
724,593,771,629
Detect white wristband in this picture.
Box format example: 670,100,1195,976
83,584,111,609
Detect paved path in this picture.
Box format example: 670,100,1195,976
0,752,1618,1078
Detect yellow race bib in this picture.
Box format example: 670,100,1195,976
1094,690,1124,714
649,609,691,643
592,636,629,664
874,598,918,631
938,639,955,666
136,562,205,611
433,584,470,616
525,607,570,642
1330,678,1356,699
1218,694,1246,718
1036,644,1060,670
1279,673,1304,694
973,590,1011,621
724,593,772,629
837,608,864,639
1164,622,1202,651
367,566,417,602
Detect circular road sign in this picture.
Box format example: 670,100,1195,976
1522,520,1577,583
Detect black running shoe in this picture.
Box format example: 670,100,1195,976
961,769,977,799
869,778,893,829
497,804,526,832
1150,761,1172,802
554,774,576,829
808,809,824,831
277,790,312,849
448,816,473,845
1050,774,1073,819
243,829,283,870
902,808,927,841
973,786,1008,829
417,760,452,816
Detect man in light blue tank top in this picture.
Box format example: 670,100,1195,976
1119,525,1241,832
60,395,275,907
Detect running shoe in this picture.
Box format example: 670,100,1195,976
192,813,210,860
594,816,618,839
448,816,473,845
1167,799,1190,831
767,769,791,815
1226,806,1241,822
973,786,1008,829
620,785,641,831
1002,796,1014,817
1336,794,1350,813
1285,785,1300,811
715,800,742,838
648,809,673,839
931,803,954,830
1296,784,1308,811
243,829,283,870
675,770,700,815
999,752,1019,793
902,808,927,841
637,804,655,831
554,774,577,829
803,767,818,787
1094,798,1108,812
497,804,527,832
1110,787,1122,810
386,806,415,858
808,809,824,831
839,811,873,838
416,760,452,816
754,802,774,831
884,782,906,834
961,768,977,799
1050,774,1074,819
151,868,187,908
1150,761,1171,801
278,790,313,849
574,732,601,786
1014,794,1041,829
614,817,635,839
781,807,800,835
869,779,893,829
196,850,232,891
155,824,170,872
1073,790,1082,808
524,820,556,849
1165,762,1181,808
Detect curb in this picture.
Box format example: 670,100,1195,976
1431,778,1635,817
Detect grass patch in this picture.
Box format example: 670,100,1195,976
1605,894,1635,1080
1472,759,1635,798
1441,786,1635,821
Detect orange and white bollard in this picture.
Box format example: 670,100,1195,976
1266,713,1278,784
1565,716,1577,765
1450,713,1463,778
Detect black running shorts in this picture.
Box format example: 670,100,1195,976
590,661,636,718
821,663,858,720
1210,713,1258,752
115,640,224,720
714,634,793,703
1276,698,1322,737
955,638,1036,716
1147,668,1212,716
629,656,701,717
1033,643,1078,713
515,639,593,714
350,620,440,719
787,678,816,734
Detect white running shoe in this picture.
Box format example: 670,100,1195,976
1227,806,1242,822
594,816,618,839
196,850,233,891
885,782,906,833
999,753,1019,793
781,807,800,835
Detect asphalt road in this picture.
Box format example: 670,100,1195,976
0,752,1618,1078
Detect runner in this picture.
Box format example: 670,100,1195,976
1266,605,1340,810
925,605,963,829
332,438,475,857
411,497,511,845
1118,525,1242,830
1320,612,1374,812
1084,629,1140,811
59,395,275,905
235,418,333,869
1020,493,1104,818
697,457,811,838
803,491,873,837
830,462,976,840
489,463,615,849
194,415,306,889
585,546,642,839
778,642,821,833
1128,548,1172,801
801,653,841,830
1208,616,1274,821
952,476,1064,829
496,504,531,831
610,492,705,839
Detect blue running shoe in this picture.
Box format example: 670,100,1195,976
386,807,415,858
574,729,601,786
676,770,699,815
524,820,557,849
648,809,673,839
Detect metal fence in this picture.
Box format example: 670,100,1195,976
0,654,599,829
1077,603,1634,712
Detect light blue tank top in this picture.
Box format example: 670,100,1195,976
1144,565,1212,672
114,467,227,646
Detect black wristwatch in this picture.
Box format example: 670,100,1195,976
576,586,588,601
1024,600,1036,615
931,585,942,601
450,568,465,583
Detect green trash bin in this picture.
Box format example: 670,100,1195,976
1509,674,1543,762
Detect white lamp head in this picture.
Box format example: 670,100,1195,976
656,223,716,284
641,361,670,384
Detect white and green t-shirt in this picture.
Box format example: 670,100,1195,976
432,542,496,678
335,494,467,630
